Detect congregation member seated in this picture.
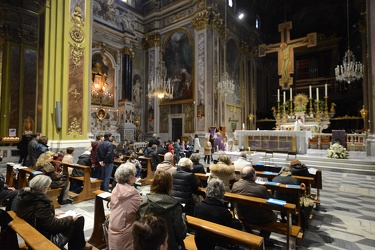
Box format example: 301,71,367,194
231,166,277,240
172,158,199,215
144,144,162,171
70,146,92,193
156,152,177,174
33,136,49,165
0,173,18,211
272,166,299,223
233,152,252,171
132,215,168,250
208,154,235,191
194,178,241,250
137,170,186,250
290,159,310,176
126,153,142,179
13,175,92,250
190,153,206,174
35,151,72,205
108,163,142,250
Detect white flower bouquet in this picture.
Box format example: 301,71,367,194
327,142,349,159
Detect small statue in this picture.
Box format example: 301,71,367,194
330,103,336,113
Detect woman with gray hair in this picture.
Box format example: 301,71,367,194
194,179,240,249
14,175,92,249
108,162,142,250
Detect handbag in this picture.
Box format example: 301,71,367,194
49,232,70,249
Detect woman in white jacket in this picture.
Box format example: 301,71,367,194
193,134,201,153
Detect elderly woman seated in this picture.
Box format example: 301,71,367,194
13,175,92,250
194,179,241,249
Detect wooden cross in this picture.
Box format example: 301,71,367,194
258,21,317,89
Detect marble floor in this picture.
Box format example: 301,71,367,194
1,149,375,250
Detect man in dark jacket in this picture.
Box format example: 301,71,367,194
96,132,114,192
90,134,103,178
17,134,31,166
172,158,199,215
33,136,49,166
27,132,41,168
231,166,276,239
144,144,161,171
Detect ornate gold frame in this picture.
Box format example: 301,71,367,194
97,108,106,120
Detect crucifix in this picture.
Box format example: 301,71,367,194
258,21,317,89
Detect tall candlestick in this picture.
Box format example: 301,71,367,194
309,85,312,98
277,89,280,102
283,91,286,104
290,88,293,100
325,84,328,96
316,88,319,101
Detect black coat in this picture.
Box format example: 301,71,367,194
72,154,91,177
194,197,235,250
14,190,74,238
97,140,114,164
172,166,199,214
272,175,299,205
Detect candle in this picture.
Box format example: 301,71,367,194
277,89,280,102
316,88,319,101
309,85,312,98
283,91,286,104
325,84,328,97
290,88,293,100
242,123,245,130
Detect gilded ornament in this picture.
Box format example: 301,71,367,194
293,94,309,112
70,27,85,43
70,43,84,67
67,117,82,135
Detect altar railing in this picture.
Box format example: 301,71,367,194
309,133,367,151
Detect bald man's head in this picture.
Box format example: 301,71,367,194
241,166,256,181
164,152,173,161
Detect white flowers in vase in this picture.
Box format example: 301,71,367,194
327,142,349,159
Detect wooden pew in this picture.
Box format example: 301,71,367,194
52,161,103,203
88,190,265,250
7,210,60,250
114,155,154,185
88,190,110,249
17,167,62,208
196,187,303,250
6,163,15,187
186,215,265,250
195,173,305,227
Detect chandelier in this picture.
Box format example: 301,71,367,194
148,58,173,99
218,71,235,95
335,0,363,84
218,0,235,96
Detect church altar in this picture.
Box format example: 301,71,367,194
234,130,312,154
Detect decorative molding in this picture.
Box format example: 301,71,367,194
142,33,161,50
71,2,84,26
122,47,134,58
191,8,222,31
67,117,83,135
70,27,85,43
69,42,84,68
92,42,119,64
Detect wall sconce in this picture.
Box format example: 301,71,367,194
134,117,140,127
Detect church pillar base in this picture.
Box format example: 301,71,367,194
366,135,375,156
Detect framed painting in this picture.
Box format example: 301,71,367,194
160,29,194,105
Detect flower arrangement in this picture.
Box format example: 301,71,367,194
327,142,349,159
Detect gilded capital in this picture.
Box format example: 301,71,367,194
142,33,161,50
192,8,223,32
122,47,134,58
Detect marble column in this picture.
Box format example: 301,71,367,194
121,47,133,101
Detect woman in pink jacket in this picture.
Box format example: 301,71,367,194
108,162,142,250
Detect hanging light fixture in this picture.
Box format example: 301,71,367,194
335,0,363,84
147,55,173,99
218,0,235,95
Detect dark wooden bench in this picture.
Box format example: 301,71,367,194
114,155,154,185
7,210,60,250
16,167,62,208
52,161,103,203
88,190,264,250
196,187,303,250
194,173,305,227
186,215,265,250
